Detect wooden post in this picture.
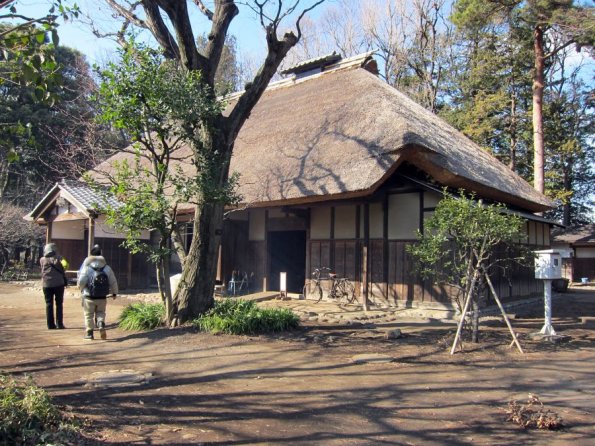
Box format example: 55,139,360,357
45,221,53,244
482,267,524,354
88,218,95,255
450,269,480,355
362,204,370,311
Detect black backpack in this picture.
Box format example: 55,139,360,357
87,265,110,298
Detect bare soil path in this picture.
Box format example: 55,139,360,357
1,282,595,445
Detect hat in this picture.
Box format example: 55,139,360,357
43,243,57,256
90,244,102,256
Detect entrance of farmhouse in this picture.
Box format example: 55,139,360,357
267,230,307,293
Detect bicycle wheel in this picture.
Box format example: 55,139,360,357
303,281,323,302
339,279,356,304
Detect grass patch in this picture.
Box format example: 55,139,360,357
0,373,79,445
193,299,299,335
119,302,165,331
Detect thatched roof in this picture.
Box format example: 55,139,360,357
230,58,553,212
90,53,554,213
552,224,595,246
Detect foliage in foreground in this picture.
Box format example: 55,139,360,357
0,373,78,445
193,299,300,335
119,302,165,331
506,394,564,430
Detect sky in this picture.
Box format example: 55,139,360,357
12,0,328,65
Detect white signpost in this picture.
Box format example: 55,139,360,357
534,250,562,336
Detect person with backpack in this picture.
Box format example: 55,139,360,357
39,243,68,330
77,244,118,340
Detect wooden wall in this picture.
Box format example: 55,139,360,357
52,237,149,290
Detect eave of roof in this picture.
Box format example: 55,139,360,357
26,179,120,222
89,53,554,215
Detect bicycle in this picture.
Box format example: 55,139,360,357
228,271,252,296
302,267,356,304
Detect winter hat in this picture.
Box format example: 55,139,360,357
43,243,57,256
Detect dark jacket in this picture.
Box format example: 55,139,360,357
40,256,66,288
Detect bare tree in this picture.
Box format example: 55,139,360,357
97,0,325,324
0,201,44,272
287,0,454,111
364,0,454,111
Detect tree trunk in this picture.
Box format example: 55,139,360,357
532,25,546,194
172,200,225,324
471,296,479,343
509,94,517,172
562,157,573,226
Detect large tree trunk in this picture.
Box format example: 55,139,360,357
532,25,546,194
172,200,225,323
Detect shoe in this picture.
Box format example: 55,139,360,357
57,325,66,329
48,326,56,330
98,321,106,340
84,330,94,340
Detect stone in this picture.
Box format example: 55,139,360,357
385,329,402,340
351,353,394,364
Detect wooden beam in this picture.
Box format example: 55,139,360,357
362,203,370,311
87,218,95,255
45,221,52,244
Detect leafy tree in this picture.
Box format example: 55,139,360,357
407,191,530,352
100,0,326,324
440,19,535,174
451,0,595,194
0,45,122,205
93,42,236,325
0,0,79,99
542,66,594,225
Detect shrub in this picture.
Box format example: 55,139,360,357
0,373,78,445
193,299,299,335
119,302,165,331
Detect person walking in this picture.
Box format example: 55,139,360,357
39,243,68,330
77,244,118,340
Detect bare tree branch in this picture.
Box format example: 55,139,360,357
191,0,214,20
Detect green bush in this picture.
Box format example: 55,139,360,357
118,302,165,331
0,373,77,445
193,299,300,335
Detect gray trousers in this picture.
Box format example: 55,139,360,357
82,297,107,331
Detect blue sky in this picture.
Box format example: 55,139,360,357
12,0,328,64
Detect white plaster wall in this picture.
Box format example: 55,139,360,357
249,209,266,241
536,222,544,246
52,220,85,240
424,191,441,208
369,203,383,239
334,205,356,239
227,209,249,221
388,193,420,240
94,215,150,240
576,247,595,259
528,221,537,245
310,207,331,239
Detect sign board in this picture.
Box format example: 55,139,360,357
535,249,562,280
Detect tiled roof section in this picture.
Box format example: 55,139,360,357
280,51,342,75
59,179,121,212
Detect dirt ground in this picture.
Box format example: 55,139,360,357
1,282,595,446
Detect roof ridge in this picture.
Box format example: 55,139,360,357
225,51,377,102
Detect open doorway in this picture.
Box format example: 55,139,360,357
268,231,306,293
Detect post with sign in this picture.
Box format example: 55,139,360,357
534,250,562,336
